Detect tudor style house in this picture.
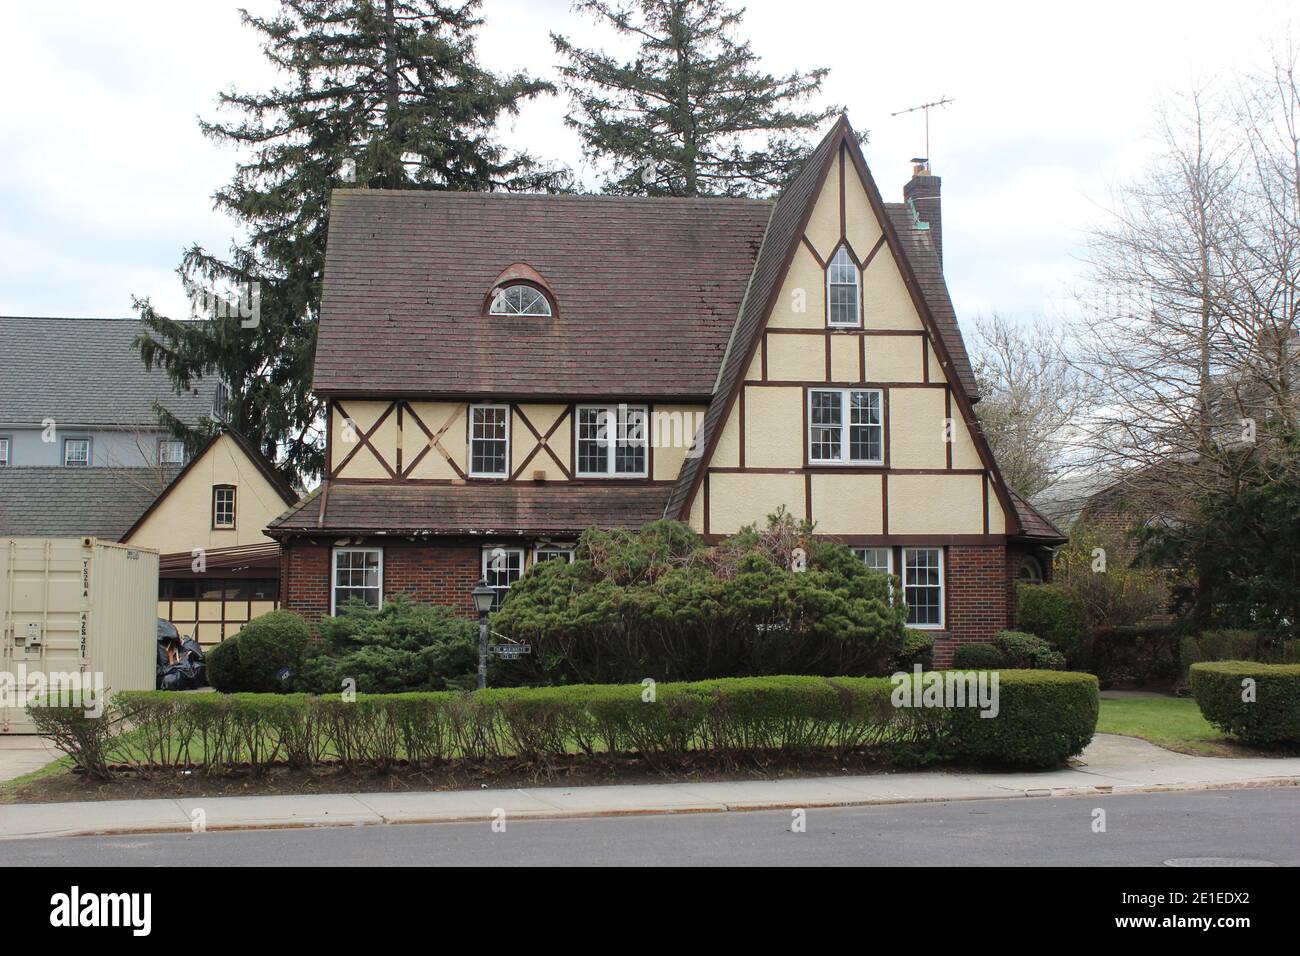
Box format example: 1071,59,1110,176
268,116,1065,662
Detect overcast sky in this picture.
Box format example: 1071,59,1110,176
1,0,1295,331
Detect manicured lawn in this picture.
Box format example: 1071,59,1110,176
1097,696,1236,756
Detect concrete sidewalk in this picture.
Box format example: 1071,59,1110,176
2,734,1298,840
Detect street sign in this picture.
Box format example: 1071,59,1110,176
488,643,531,659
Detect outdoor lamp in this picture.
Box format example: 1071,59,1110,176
472,579,496,615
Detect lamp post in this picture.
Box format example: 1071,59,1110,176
471,578,496,690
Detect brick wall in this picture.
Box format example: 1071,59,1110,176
279,539,483,622
931,544,1013,666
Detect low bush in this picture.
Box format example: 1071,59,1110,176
30,671,1098,775
894,632,935,671
206,611,312,693
993,631,1067,670
1016,585,1089,665
947,670,1099,767
305,595,478,694
1088,623,1182,687
952,643,1004,669
1189,661,1300,746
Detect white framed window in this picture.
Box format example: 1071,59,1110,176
852,547,892,575
827,245,860,327
469,404,510,478
212,485,236,529
0,437,9,466
489,284,552,316
533,546,575,565
575,404,648,477
332,547,383,614
63,438,91,467
158,439,186,466
482,546,525,611
808,389,883,464
902,547,944,629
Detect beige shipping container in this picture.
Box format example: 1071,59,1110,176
1,538,158,733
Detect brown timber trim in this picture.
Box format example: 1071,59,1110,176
764,327,925,337
395,402,404,475
401,401,468,480
804,472,813,523
702,472,710,535
705,466,984,476
801,235,825,268
982,472,990,534
881,474,889,534
858,333,866,382
838,143,847,241
921,336,930,384
332,400,398,479
761,333,769,380
824,332,832,381
882,386,892,469
698,532,1008,547
738,388,746,469
747,379,942,388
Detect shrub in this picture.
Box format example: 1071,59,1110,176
952,643,1005,669
894,632,935,671
1017,585,1089,665
206,611,312,693
304,595,478,694
37,671,1097,775
947,670,1099,767
25,699,119,780
493,513,908,683
1051,521,1169,629
1189,662,1300,746
993,631,1067,670
1088,623,1181,687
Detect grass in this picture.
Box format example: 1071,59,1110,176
0,754,73,804
1097,696,1236,756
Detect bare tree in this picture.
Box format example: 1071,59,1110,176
1073,60,1300,509
971,313,1093,500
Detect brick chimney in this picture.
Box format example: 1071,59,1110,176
903,161,943,267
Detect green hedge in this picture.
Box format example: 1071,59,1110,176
206,611,312,693
948,670,1099,767
1189,661,1300,746
951,632,1067,671
27,671,1099,778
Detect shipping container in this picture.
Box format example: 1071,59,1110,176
1,537,158,733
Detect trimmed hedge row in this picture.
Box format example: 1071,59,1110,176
1189,661,1300,746
29,671,1099,778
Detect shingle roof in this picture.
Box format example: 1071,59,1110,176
0,467,177,539
0,317,219,427
313,191,773,398
268,482,670,536
1008,490,1067,542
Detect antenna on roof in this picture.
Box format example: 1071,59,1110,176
890,96,955,170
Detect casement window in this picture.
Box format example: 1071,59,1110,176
852,547,892,575
533,546,575,565
63,438,91,467
902,547,944,629
0,437,9,466
575,404,648,477
489,283,552,316
808,389,883,464
158,439,186,466
469,404,510,478
826,245,860,327
332,547,383,613
482,546,525,611
212,485,236,529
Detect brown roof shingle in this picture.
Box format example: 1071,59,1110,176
313,191,773,398
268,482,670,536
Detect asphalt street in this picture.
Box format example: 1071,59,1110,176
3,787,1298,866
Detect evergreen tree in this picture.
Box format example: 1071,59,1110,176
134,0,567,482
553,0,847,198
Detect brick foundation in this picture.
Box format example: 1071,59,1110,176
930,544,1013,666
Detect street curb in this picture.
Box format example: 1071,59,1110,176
8,775,1298,841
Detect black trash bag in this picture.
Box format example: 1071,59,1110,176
156,619,209,690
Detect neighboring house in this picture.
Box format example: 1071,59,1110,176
0,316,220,468
120,429,299,645
267,116,1065,663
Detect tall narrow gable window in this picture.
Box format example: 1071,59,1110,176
576,404,648,477
827,245,859,327
0,437,9,466
808,389,883,464
212,485,236,529
469,404,510,478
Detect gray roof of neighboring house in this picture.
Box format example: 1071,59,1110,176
0,316,219,427
0,467,177,539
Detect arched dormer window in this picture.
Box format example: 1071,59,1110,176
490,284,552,316
826,244,859,327
483,262,557,318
